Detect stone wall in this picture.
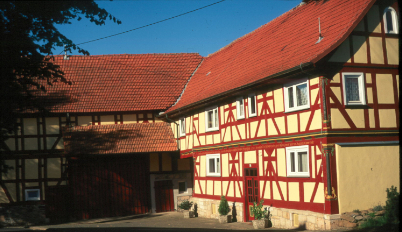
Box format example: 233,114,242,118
0,205,47,227
177,196,244,222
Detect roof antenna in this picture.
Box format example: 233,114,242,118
316,17,324,44
64,45,70,60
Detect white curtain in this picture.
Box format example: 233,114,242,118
298,152,308,172
296,83,308,106
345,77,360,102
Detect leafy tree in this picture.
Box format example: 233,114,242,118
0,1,121,172
218,196,230,216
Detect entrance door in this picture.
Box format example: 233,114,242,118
245,168,258,222
154,180,174,213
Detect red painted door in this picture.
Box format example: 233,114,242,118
245,168,258,222
154,180,174,213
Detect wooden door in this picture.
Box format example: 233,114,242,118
154,180,174,213
245,168,258,222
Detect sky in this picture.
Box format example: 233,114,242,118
55,0,302,57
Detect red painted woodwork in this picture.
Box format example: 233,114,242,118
245,168,258,222
154,180,174,213
69,156,150,219
45,185,71,222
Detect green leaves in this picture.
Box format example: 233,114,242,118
250,200,267,220
218,196,230,216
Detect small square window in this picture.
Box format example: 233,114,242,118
286,145,309,177
342,72,366,106
179,181,187,193
248,94,257,117
179,118,186,137
206,154,220,176
25,189,40,201
205,107,219,132
284,79,310,112
236,97,245,120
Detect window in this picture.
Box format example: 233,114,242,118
286,145,309,177
206,154,220,176
179,118,185,137
179,181,187,193
205,107,219,132
383,7,398,34
248,94,257,117
25,189,40,201
236,97,245,119
342,72,366,105
284,79,310,112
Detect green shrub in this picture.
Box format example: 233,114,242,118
178,200,193,210
250,200,267,220
384,186,399,224
353,209,361,214
373,204,383,211
218,196,230,215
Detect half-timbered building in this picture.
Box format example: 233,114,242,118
1,53,203,220
162,0,399,229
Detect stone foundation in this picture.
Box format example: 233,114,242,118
0,205,47,227
177,196,244,222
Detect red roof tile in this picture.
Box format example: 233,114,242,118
63,123,178,154
35,53,202,113
167,0,375,113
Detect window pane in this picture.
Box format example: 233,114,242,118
216,158,220,173
345,77,360,102
214,109,218,127
288,87,294,108
298,152,308,172
290,152,295,172
179,182,186,192
296,83,308,106
180,119,185,134
250,96,256,114
386,11,393,32
27,190,39,198
208,111,213,128
239,100,244,116
209,158,215,173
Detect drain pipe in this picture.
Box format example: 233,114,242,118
165,114,180,150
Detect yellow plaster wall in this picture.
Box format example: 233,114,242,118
178,158,191,171
367,5,381,33
4,138,16,151
199,180,205,194
273,182,281,200
23,118,37,135
25,159,38,179
5,183,16,202
331,108,350,129
304,182,315,203
376,74,395,104
77,116,92,126
313,183,325,203
2,160,16,180
222,153,229,177
207,180,213,195
161,153,172,171
200,156,206,177
149,153,159,172
46,137,63,150
345,109,365,128
101,115,115,125
180,138,186,150
276,148,286,177
368,109,375,128
45,117,59,134
257,120,266,137
379,109,397,128
223,127,231,142
354,19,365,32
287,114,298,134
366,87,373,104
330,87,342,104
0,188,10,203
336,144,400,213
299,111,310,132
244,151,256,164
262,181,271,199
274,89,284,113
310,110,322,130
288,182,300,202
198,112,205,134
24,138,38,150
328,39,352,63
194,180,201,194
275,117,286,134
352,36,367,64
123,114,136,124
386,38,399,65
369,37,384,64
213,133,220,144
214,181,222,196
47,158,61,178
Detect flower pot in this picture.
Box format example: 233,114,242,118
183,210,194,218
252,219,268,229
219,215,232,223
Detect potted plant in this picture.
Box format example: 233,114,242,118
178,200,194,218
218,196,232,223
250,200,270,229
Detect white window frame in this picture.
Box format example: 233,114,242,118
206,154,220,177
179,118,186,137
25,189,40,201
236,97,245,120
205,106,219,132
383,7,398,34
248,94,257,117
286,145,310,177
342,72,366,106
284,78,310,112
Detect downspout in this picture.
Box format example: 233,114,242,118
165,114,179,151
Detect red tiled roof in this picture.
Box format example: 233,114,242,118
167,0,375,113
63,122,178,155
35,53,202,113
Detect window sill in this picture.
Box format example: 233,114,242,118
287,174,310,178
206,174,221,177
205,128,219,132
285,106,310,113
